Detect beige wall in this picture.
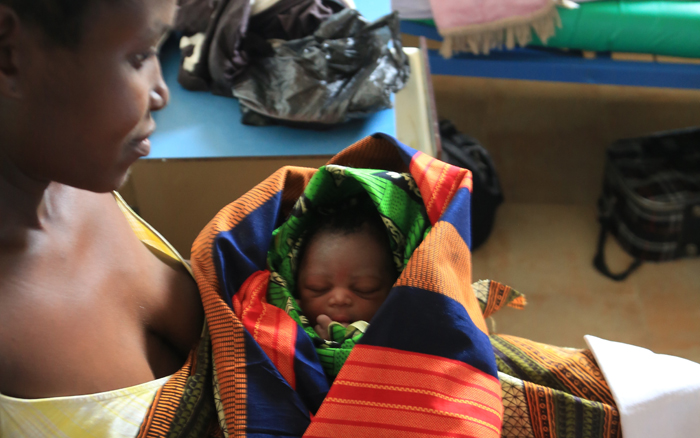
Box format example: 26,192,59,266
121,156,329,258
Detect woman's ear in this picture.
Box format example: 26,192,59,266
0,5,22,98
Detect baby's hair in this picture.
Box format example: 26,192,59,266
1,0,120,48
296,195,398,286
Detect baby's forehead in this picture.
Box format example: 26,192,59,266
309,222,387,247
302,228,394,271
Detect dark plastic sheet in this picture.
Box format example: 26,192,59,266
233,9,410,126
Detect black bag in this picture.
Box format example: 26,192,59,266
594,127,700,281
232,9,409,126
439,120,504,250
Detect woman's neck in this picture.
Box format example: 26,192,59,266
0,154,57,238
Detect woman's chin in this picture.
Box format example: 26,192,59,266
66,167,133,194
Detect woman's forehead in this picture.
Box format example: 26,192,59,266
79,0,175,48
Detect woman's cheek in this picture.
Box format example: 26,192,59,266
108,73,151,128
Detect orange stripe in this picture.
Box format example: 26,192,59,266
395,222,488,334
524,381,556,438
419,158,446,224
343,346,500,396
332,381,501,418
508,295,527,310
324,345,503,432
327,136,410,174
307,401,500,437
483,281,511,319
307,412,487,438
339,362,500,408
137,348,195,437
328,385,501,428
499,335,616,404
411,153,435,192
459,171,473,192
323,398,500,434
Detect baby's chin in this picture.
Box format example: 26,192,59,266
316,314,354,325
334,316,371,326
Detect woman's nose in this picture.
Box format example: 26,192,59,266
149,64,170,112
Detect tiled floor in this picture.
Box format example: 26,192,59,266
471,204,700,363
429,73,700,364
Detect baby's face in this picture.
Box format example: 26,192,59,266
297,227,395,327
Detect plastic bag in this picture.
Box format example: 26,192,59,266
175,0,344,97
232,9,410,126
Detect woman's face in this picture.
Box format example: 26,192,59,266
2,0,175,192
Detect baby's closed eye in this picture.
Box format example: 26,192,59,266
354,287,377,294
351,282,384,296
301,282,331,295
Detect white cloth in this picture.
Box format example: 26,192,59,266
250,0,282,16
251,0,356,16
391,0,432,20
585,335,700,438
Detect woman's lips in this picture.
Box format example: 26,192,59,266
129,128,154,157
131,137,151,157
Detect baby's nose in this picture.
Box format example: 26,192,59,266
328,288,353,306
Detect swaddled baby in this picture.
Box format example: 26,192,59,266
266,165,430,379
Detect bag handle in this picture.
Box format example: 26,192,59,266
593,197,643,281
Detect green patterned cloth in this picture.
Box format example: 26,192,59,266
315,321,369,377
266,165,430,379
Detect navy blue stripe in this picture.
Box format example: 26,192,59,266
212,192,282,307
360,286,498,378
439,188,472,249
243,331,311,437
293,326,330,414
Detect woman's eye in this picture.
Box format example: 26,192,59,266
130,47,158,69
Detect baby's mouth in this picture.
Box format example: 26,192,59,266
330,315,351,324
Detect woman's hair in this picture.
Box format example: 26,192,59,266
1,0,118,47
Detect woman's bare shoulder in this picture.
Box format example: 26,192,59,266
0,188,202,399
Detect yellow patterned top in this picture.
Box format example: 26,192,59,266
0,192,189,438
113,191,192,277
0,375,171,438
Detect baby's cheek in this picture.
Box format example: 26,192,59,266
300,297,323,324
355,301,379,322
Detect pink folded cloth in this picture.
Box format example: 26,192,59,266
428,0,561,57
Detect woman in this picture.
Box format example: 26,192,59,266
0,0,215,435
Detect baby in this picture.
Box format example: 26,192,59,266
295,203,399,341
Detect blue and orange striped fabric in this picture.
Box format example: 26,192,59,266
190,134,503,437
